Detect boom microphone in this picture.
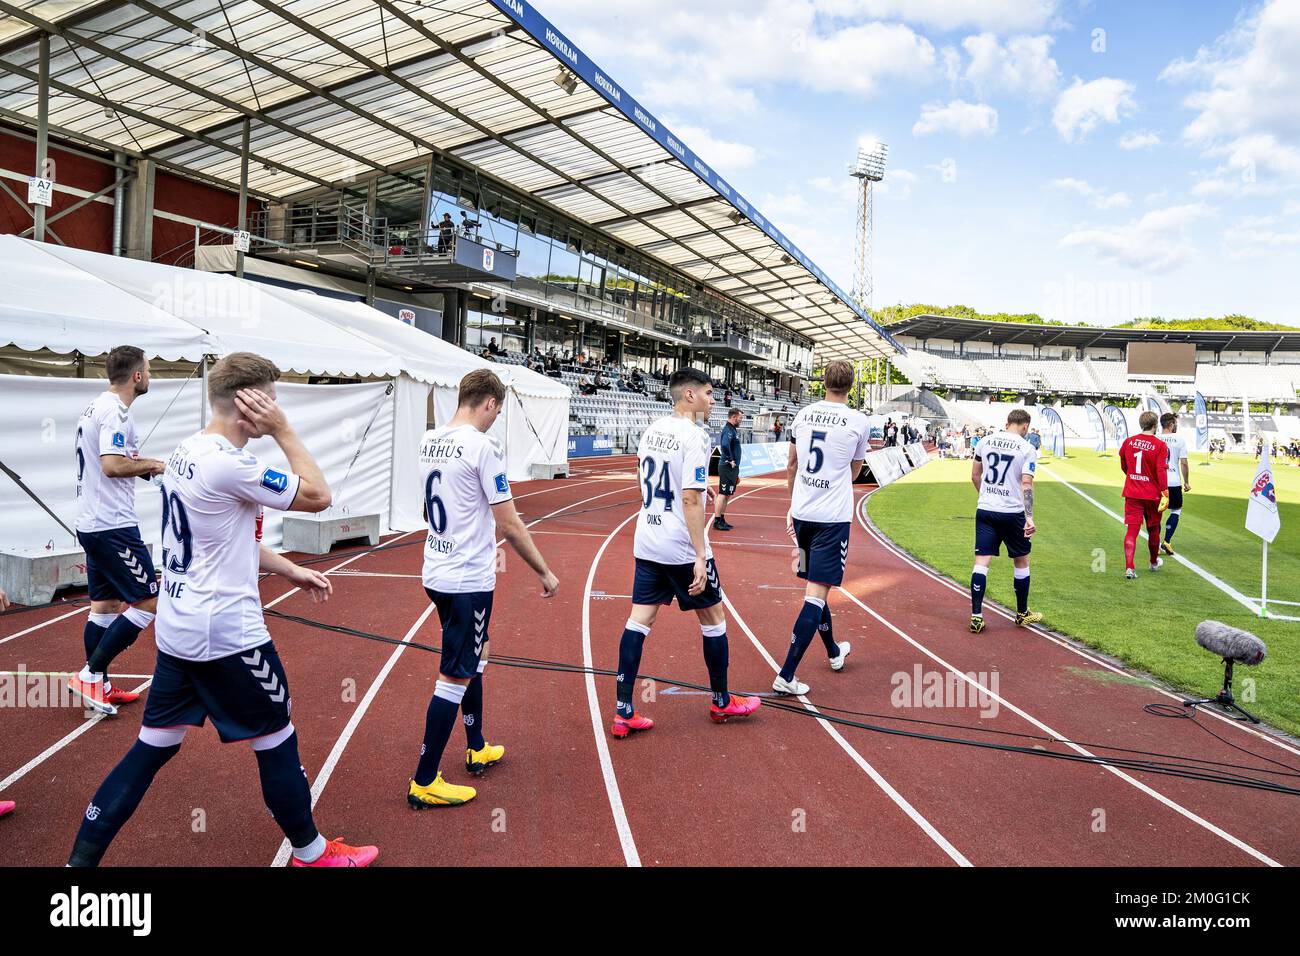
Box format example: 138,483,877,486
1185,621,1266,722
1195,620,1267,666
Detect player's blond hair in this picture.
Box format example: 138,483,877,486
1139,410,1158,431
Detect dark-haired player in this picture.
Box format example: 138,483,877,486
610,368,760,737
408,369,559,808
68,345,166,715
969,409,1041,633
772,360,866,695
713,407,743,531
1120,410,1169,579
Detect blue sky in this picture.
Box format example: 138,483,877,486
537,0,1300,326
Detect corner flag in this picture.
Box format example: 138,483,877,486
1246,442,1280,544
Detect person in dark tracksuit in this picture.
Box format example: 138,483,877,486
713,408,743,531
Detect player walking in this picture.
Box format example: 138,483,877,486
969,409,1041,633
609,369,760,738
772,360,865,695
1119,411,1169,579
1158,413,1190,555
712,407,743,531
408,370,559,809
68,352,377,867
68,345,166,716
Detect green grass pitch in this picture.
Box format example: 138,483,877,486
866,447,1300,737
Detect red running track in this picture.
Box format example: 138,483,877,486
1,454,1297,866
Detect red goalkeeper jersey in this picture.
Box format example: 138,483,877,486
1119,433,1169,500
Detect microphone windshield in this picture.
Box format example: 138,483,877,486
1195,621,1267,666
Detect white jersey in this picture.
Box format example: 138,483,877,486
974,430,1037,514
789,401,871,524
420,425,512,594
155,432,302,662
1160,433,1188,487
75,391,142,533
634,414,713,565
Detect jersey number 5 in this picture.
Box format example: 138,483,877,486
806,431,827,474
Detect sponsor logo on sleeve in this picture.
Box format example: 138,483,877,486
1028,461,1035,472
112,431,126,448
695,466,707,483
494,473,510,495
260,468,290,494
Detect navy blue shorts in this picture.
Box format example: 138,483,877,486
718,463,740,497
793,519,851,586
78,527,159,604
975,509,1031,558
1167,486,1184,511
632,557,722,610
425,588,492,680
142,641,291,743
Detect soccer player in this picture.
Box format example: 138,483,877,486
712,407,743,531
1158,412,1190,555
1119,411,1169,579
408,370,559,809
772,360,866,695
969,409,1041,634
610,368,761,738
68,352,377,867
68,345,166,716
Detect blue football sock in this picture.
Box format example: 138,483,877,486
461,673,485,751
615,622,649,718
1165,511,1180,543
779,598,824,682
86,607,152,675
67,738,180,866
971,566,987,616
1013,568,1031,614
253,731,318,850
414,681,465,787
82,612,115,663
701,622,730,708
818,603,838,658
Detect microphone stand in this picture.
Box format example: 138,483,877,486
1183,659,1261,723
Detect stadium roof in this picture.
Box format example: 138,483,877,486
0,0,900,361
887,314,1300,353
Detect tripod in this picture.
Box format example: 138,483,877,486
1183,658,1261,723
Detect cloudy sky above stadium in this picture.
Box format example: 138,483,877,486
539,0,1300,326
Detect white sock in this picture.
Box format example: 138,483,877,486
77,666,102,684
292,834,328,863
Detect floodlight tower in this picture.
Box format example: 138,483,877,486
850,142,888,312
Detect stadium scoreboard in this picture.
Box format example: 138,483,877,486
1126,342,1196,380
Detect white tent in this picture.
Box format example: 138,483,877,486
260,288,569,529
0,237,570,549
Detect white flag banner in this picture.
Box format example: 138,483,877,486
1246,442,1281,543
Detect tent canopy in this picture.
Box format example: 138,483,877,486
0,235,207,362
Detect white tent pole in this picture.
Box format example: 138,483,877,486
1261,540,1269,618
199,356,209,427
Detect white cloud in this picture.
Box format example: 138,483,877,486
1190,174,1285,198
1118,130,1161,150
913,99,999,137
1058,204,1212,272
1168,0,1300,179
961,33,1060,100
1052,77,1137,143
818,0,1059,33
1224,214,1300,257
1050,177,1131,210
669,123,760,170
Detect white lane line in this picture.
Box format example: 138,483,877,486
581,510,643,868
269,482,643,866
720,591,972,867
834,585,1281,867
854,492,1300,759
707,481,970,865
0,606,89,646
0,677,153,794
1048,468,1259,614
270,602,437,868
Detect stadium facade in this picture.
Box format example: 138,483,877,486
0,0,899,404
